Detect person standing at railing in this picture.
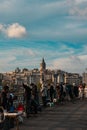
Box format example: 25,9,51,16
79,83,86,100
1,86,9,111
23,83,32,118
0,85,15,130
49,84,55,102
82,83,86,99
40,83,48,107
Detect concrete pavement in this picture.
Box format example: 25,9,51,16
12,99,87,130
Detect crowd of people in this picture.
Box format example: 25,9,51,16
40,82,86,106
0,82,86,130
56,82,85,104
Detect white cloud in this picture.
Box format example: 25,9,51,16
6,23,27,38
75,0,87,5
47,44,87,74
0,43,87,74
70,7,87,16
67,0,87,5
0,24,3,30
68,0,87,17
0,47,38,72
65,23,81,29
49,55,87,74
0,0,12,10
0,23,27,38
0,55,16,72
0,48,36,57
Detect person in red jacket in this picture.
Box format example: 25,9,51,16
17,103,24,112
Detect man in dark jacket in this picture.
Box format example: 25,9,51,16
1,86,9,110
49,85,55,102
1,86,15,130
23,83,32,118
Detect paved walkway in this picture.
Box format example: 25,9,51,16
13,99,87,130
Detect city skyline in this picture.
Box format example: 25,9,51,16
0,0,87,74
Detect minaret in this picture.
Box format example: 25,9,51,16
40,58,46,84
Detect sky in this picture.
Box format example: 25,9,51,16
0,0,87,74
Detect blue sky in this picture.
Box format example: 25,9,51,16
0,0,87,74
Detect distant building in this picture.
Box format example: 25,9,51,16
65,73,82,85
28,69,40,84
83,72,87,85
15,67,21,73
1,58,82,88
